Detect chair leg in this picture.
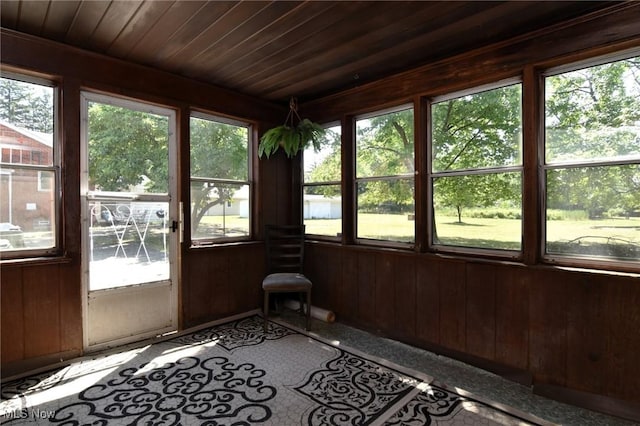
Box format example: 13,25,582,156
305,290,311,331
263,291,269,333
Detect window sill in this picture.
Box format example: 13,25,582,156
0,254,73,267
189,239,261,250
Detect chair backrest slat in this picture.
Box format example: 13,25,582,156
265,224,305,273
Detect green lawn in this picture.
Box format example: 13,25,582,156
304,213,640,258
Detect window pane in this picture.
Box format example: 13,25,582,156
88,200,170,290
190,116,248,181
432,173,522,250
356,108,414,177
0,169,56,252
432,84,522,172
190,114,250,242
304,184,341,237
1,77,56,254
357,178,414,242
304,125,341,183
546,165,640,260
545,57,640,164
191,181,249,240
88,102,169,193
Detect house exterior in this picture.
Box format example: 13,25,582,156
0,121,54,233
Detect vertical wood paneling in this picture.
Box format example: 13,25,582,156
1,267,24,363
415,257,440,344
185,252,217,325
227,247,248,314
357,251,376,326
375,253,395,333
23,265,60,358
327,247,343,316
606,277,640,401
495,266,529,369
210,249,230,317
394,255,416,337
438,259,466,352
465,263,496,360
340,248,359,323
565,274,610,395
58,264,82,352
529,268,568,386
310,245,330,309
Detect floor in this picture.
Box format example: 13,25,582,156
275,309,636,426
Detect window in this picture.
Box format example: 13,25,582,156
303,124,341,238
544,53,640,264
0,75,57,256
430,81,523,253
190,112,251,243
355,106,414,243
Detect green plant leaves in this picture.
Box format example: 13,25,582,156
259,120,326,159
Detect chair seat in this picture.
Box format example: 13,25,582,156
262,272,312,291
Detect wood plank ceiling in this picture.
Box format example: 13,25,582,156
1,0,614,105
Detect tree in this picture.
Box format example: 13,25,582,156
431,84,522,222
88,103,169,193
545,57,640,217
189,117,248,233
355,109,414,211
0,78,53,133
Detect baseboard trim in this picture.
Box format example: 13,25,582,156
1,349,81,380
534,383,640,423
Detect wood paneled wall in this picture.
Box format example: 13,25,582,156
0,29,289,376
304,243,640,405
295,4,640,415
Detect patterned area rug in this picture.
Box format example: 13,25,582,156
1,314,550,425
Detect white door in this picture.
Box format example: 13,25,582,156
81,92,179,351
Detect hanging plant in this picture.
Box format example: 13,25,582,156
258,97,326,159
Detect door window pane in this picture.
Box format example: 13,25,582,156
88,102,169,194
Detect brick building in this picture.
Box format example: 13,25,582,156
0,120,54,232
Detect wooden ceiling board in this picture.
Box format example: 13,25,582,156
149,1,238,66
105,0,175,58
86,0,144,52
0,0,621,104
63,0,110,48
15,0,49,36
123,1,203,63
41,0,81,40
259,1,485,100
165,1,278,72
235,2,432,94
209,1,354,84
180,1,308,78
0,0,20,29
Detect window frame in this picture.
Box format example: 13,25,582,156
188,109,253,246
428,78,524,259
353,103,416,247
0,71,60,259
541,48,640,270
302,121,342,241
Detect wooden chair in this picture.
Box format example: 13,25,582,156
262,225,312,332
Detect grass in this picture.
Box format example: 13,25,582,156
304,213,640,258
197,212,639,259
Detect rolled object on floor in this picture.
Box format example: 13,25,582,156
284,299,336,323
